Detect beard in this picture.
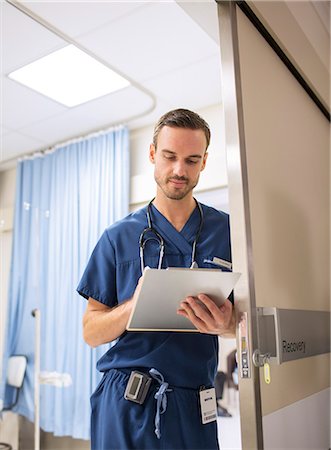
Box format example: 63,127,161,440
154,174,199,200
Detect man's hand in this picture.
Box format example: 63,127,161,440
177,295,236,336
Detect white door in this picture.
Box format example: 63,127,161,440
217,2,330,449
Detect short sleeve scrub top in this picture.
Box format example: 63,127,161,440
77,203,232,450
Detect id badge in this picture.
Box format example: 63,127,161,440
199,387,217,424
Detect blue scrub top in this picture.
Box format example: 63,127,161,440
77,203,231,389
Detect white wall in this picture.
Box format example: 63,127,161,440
0,168,16,376
263,388,330,450
0,168,18,449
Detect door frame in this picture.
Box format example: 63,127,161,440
216,1,330,449
217,1,263,448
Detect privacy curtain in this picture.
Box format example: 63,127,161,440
1,126,129,439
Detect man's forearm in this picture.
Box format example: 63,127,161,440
83,298,134,347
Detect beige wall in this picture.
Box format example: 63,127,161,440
248,0,330,110
219,1,330,447
236,0,330,418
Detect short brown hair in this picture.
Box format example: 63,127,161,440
152,108,211,150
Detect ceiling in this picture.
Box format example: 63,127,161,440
1,0,329,172
0,0,222,170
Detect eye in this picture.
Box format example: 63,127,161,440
186,158,199,165
164,154,176,161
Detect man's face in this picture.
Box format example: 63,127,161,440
149,126,208,201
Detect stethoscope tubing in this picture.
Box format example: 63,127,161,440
139,198,204,274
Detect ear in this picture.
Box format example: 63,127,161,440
149,144,156,164
200,152,208,172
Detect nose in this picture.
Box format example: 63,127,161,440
172,160,186,178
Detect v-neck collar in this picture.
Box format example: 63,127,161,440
149,203,201,254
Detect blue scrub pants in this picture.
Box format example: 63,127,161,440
91,368,220,450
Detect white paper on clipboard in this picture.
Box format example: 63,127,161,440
126,268,241,332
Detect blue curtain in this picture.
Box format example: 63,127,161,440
1,127,129,439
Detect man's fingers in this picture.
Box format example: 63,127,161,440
177,296,235,335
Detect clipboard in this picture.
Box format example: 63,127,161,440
126,268,241,332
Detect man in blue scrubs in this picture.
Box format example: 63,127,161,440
77,108,236,450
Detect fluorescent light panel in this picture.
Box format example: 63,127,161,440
8,45,130,107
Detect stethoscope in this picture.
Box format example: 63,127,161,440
139,198,204,275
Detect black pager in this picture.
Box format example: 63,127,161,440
124,371,152,404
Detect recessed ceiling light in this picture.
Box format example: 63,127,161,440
8,44,130,107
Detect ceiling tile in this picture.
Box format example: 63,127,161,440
128,99,174,133
1,130,46,163
2,1,66,74
18,1,146,39
2,77,67,130
177,1,220,44
1,0,223,168
18,86,154,147
143,55,222,111
0,125,12,138
78,1,219,82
